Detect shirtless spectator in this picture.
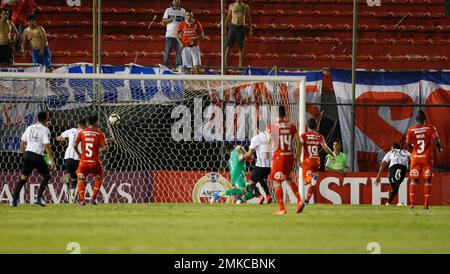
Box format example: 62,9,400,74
21,14,52,71
0,8,18,65
225,0,252,68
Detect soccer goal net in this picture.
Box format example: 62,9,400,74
0,72,306,204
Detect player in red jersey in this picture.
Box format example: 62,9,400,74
405,110,442,209
74,115,107,206
300,118,335,204
267,105,304,215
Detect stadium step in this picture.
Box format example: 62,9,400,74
47,34,450,58
34,0,450,69
21,50,447,69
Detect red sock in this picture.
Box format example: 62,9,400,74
424,184,432,207
91,179,102,201
306,185,314,203
77,181,85,202
274,185,285,211
289,182,302,203
409,183,417,205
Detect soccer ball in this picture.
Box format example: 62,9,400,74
108,114,121,125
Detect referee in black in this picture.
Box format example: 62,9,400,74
10,111,56,207
375,143,411,205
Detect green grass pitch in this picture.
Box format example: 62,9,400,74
1,203,449,254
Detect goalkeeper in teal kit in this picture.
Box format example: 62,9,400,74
210,144,256,203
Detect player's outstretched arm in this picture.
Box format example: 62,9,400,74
44,144,55,171
21,29,28,58
321,142,336,158
244,148,255,160
20,141,26,156
246,4,253,35
56,135,66,142
73,140,81,157
434,137,443,154
236,145,247,161
375,161,388,185
225,5,232,29
99,145,108,153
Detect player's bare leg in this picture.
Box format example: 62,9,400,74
77,174,86,206
273,181,286,215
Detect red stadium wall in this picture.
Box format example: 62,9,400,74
314,172,450,206
1,171,449,204
152,171,450,205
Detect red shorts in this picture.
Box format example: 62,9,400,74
410,158,432,180
76,162,103,178
302,158,320,184
270,155,294,182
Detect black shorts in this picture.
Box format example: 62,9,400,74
250,166,271,183
65,158,80,179
21,151,50,176
0,44,13,64
389,164,407,185
227,24,246,49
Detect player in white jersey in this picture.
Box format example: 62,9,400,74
375,143,411,205
10,111,55,207
56,118,87,203
245,121,272,205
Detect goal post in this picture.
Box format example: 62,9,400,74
0,72,306,204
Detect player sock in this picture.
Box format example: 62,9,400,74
70,177,78,189
12,179,27,201
260,180,271,199
289,182,302,203
388,184,400,204
77,181,86,202
63,175,70,189
274,185,285,211
91,179,102,201
409,183,417,206
305,185,314,203
424,184,432,208
37,175,51,200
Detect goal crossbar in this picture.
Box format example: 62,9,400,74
0,72,306,83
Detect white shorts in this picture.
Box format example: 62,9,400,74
182,46,201,68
